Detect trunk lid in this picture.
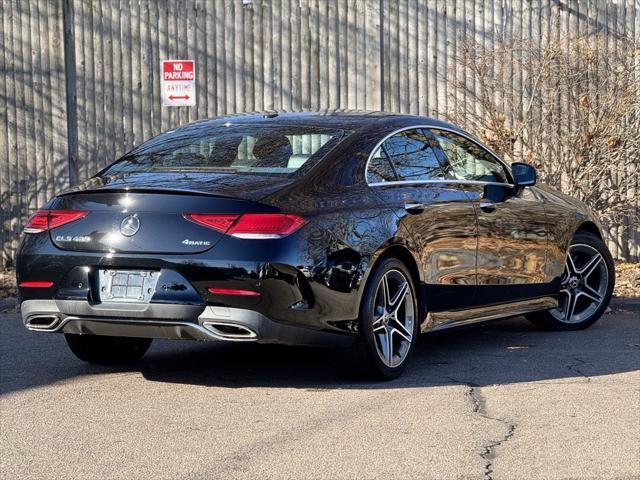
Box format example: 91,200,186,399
50,173,289,254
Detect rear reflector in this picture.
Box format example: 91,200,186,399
19,281,54,288
208,287,261,296
184,213,306,239
24,210,88,234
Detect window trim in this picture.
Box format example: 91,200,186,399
367,179,514,187
365,125,514,187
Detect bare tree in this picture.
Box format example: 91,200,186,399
447,33,640,236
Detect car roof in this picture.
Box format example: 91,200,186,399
181,110,464,135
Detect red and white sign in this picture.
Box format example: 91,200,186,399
161,60,196,107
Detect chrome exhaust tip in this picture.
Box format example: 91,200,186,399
25,315,61,331
201,321,258,341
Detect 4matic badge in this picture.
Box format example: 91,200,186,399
182,239,211,246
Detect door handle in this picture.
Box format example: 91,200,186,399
404,202,425,213
479,201,496,211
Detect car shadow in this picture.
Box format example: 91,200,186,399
138,306,639,389
1,299,638,396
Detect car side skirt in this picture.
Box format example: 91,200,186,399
422,296,558,333
422,279,561,313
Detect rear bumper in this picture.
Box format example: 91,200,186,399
21,299,353,347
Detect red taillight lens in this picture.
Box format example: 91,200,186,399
48,211,89,229
184,213,306,239
19,281,54,288
228,214,307,239
208,287,261,296
183,213,239,233
24,210,88,234
24,212,49,233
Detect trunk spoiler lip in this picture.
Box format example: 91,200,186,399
57,186,240,200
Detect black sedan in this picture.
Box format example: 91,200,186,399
16,112,615,379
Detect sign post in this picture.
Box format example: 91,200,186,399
161,60,196,107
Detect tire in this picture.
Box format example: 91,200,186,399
65,334,152,365
348,258,419,380
526,231,615,331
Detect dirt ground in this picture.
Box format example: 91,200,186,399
0,268,15,298
614,261,640,298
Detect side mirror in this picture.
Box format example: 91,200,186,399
511,162,536,187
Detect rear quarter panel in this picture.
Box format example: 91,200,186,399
263,169,414,332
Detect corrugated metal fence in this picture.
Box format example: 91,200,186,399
1,0,638,266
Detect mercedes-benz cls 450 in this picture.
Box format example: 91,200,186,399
17,112,615,379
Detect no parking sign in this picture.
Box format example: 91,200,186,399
161,60,196,107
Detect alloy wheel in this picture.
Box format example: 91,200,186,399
551,243,609,324
371,269,415,367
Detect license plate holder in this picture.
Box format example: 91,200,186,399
98,269,158,303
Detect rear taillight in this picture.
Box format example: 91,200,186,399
24,210,89,234
183,213,239,233
228,214,307,239
184,213,306,239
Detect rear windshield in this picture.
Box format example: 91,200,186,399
103,124,344,176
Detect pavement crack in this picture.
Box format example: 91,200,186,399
465,383,517,480
436,375,517,479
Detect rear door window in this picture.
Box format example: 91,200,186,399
367,129,445,183
367,148,398,183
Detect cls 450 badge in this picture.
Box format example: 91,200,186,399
55,235,91,243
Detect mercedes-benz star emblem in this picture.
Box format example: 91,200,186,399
120,214,140,237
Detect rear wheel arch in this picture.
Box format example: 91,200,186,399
362,245,424,319
375,245,422,286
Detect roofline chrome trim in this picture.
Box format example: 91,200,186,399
367,179,515,188
364,124,513,187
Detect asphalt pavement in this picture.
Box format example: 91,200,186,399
1,300,639,479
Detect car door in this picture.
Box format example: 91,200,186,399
429,128,550,305
366,128,478,311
